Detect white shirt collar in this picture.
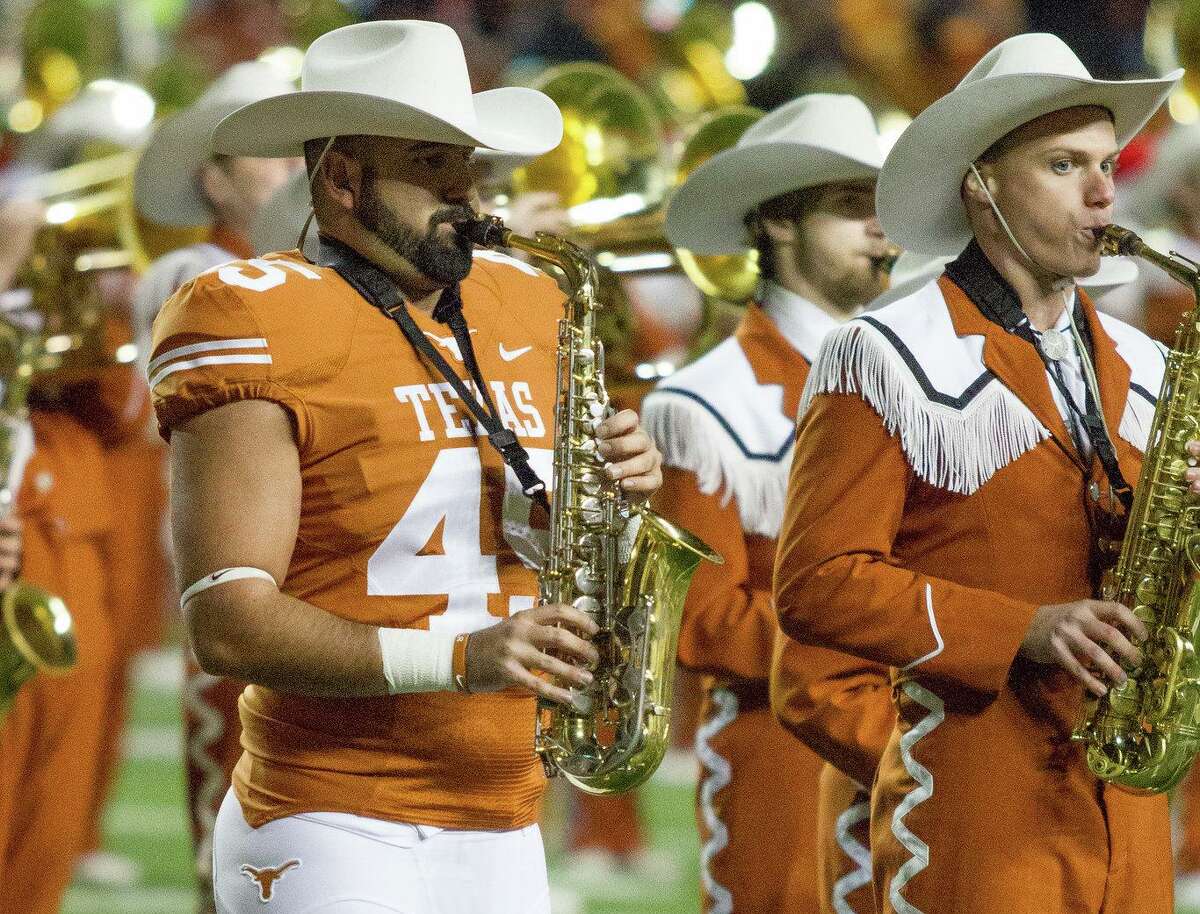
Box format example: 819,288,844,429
759,280,845,363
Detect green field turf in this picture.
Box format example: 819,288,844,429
59,650,1200,914
60,650,702,914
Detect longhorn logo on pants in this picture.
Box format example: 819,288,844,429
241,859,301,902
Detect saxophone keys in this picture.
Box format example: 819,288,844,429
580,495,603,525
572,595,601,615
574,566,601,594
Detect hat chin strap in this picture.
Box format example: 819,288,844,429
968,163,1073,293
298,136,338,252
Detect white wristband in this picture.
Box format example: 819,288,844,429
377,627,457,694
181,567,278,608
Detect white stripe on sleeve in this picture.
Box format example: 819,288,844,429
149,354,273,389
148,337,268,375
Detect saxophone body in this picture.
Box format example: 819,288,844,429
0,320,75,722
458,214,722,795
1071,224,1200,793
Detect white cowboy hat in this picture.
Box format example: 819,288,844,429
1122,124,1200,228
214,20,562,159
134,62,297,227
877,33,1181,257
665,93,885,254
867,249,1139,310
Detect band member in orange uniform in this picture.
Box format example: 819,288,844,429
775,33,1185,914
0,199,118,914
133,60,298,911
153,21,662,912
644,93,889,914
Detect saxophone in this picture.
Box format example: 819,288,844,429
0,317,76,722
457,214,722,795
1071,224,1200,793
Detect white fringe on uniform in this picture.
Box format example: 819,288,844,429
800,280,1168,495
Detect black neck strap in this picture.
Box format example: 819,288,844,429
318,238,550,514
946,240,1132,510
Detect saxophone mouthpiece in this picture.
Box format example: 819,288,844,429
454,213,509,248
1099,224,1139,258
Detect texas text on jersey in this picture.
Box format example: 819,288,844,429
150,247,564,831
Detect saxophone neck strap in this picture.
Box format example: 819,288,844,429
947,240,1133,511
317,237,550,513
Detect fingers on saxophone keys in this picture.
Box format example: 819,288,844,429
534,603,600,638
530,648,594,689
532,621,600,670
1053,635,1110,698
594,409,638,442
508,662,577,706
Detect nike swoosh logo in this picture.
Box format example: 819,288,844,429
210,570,232,581
499,344,533,362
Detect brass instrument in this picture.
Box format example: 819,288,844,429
457,214,722,795
1072,224,1200,793
0,319,75,721
19,151,154,376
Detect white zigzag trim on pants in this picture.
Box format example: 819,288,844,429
183,668,230,882
889,681,945,914
695,688,739,914
832,797,872,914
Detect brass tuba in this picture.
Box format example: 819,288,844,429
1071,224,1200,792
0,319,75,721
457,213,722,795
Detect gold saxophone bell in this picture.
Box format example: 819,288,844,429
0,584,76,720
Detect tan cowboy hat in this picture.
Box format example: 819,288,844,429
878,33,1181,256
665,93,885,255
214,20,562,159
867,249,1139,310
134,62,297,227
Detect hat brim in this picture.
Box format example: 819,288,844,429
665,142,881,254
213,86,562,158
878,70,1181,256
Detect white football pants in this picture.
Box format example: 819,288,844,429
212,789,551,913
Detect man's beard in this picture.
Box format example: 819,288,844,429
354,170,474,285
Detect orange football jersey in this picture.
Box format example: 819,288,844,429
150,248,566,831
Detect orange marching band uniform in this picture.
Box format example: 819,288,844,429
0,410,117,914
645,295,880,914
774,270,1174,913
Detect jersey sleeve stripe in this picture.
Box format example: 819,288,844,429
149,354,274,389
148,337,269,375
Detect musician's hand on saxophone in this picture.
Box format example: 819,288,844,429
0,516,21,589
594,408,662,501
1019,599,1147,697
1183,440,1200,494
464,603,600,705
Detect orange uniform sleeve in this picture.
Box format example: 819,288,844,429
654,465,776,680
148,260,324,444
769,632,893,788
773,392,1037,698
